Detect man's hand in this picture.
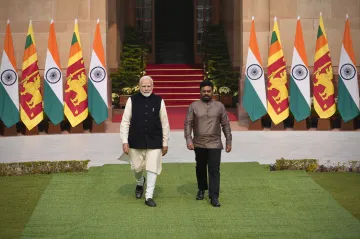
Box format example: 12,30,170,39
225,145,231,153
162,146,168,156
187,143,194,150
123,143,130,154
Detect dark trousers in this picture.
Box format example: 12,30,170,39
194,148,221,199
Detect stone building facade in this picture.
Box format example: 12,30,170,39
0,0,359,119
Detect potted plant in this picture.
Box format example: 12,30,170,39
111,26,147,109
219,86,232,107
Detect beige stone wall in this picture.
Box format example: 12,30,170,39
220,0,242,68
241,0,360,71
0,0,108,73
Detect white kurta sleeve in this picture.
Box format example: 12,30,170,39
119,97,132,144
159,99,170,146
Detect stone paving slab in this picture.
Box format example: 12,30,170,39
1,131,359,167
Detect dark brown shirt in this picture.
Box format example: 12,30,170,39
184,100,232,149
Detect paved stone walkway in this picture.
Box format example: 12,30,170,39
1,131,359,167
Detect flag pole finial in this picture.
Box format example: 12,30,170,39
346,14,349,19
274,16,277,21
297,16,300,20
7,19,10,24
75,18,78,24
29,19,32,25
97,18,100,23
320,12,322,17
252,16,254,20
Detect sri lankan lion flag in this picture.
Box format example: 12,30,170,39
243,17,267,122
44,19,63,125
20,20,43,130
64,19,88,127
290,16,311,122
0,20,19,128
88,19,108,124
267,17,289,125
337,14,359,122
313,13,336,118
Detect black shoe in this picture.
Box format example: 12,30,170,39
196,190,205,200
135,177,145,199
145,198,157,207
210,197,220,207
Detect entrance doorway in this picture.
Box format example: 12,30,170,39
155,0,194,64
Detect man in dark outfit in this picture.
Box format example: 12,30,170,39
184,80,232,207
120,76,170,207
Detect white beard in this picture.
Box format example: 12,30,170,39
141,91,152,97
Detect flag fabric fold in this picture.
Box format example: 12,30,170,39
243,17,267,122
0,20,19,128
313,13,336,118
290,17,311,122
267,17,289,125
64,19,88,127
337,15,359,122
88,19,108,124
20,20,43,130
44,19,64,125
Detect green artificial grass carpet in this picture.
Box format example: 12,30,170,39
0,174,52,239
17,163,360,238
309,172,360,221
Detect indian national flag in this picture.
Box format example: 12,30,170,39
64,19,88,127
242,17,267,122
290,16,311,122
88,19,108,124
0,20,19,128
267,17,289,125
20,20,43,130
44,19,63,125
313,13,336,118
337,14,359,122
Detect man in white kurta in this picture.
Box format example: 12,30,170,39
120,76,170,207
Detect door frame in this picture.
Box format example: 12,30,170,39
131,0,219,64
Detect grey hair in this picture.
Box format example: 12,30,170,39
139,75,154,85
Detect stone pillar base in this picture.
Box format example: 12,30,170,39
293,120,308,130
271,122,284,131
47,123,62,134
317,118,331,131
248,119,262,130
91,121,105,133
340,119,354,131
70,124,84,134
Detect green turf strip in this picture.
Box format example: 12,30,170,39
0,174,52,239
309,172,360,221
21,163,360,238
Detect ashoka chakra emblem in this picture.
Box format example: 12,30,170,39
1,69,17,86
340,63,356,80
90,66,106,83
291,64,308,81
246,64,263,80
45,68,62,84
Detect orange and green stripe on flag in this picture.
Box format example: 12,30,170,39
0,20,19,128
337,14,359,122
243,17,267,122
267,17,289,125
64,19,88,127
20,20,43,130
44,19,64,125
313,12,336,118
290,16,311,122
88,19,108,124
